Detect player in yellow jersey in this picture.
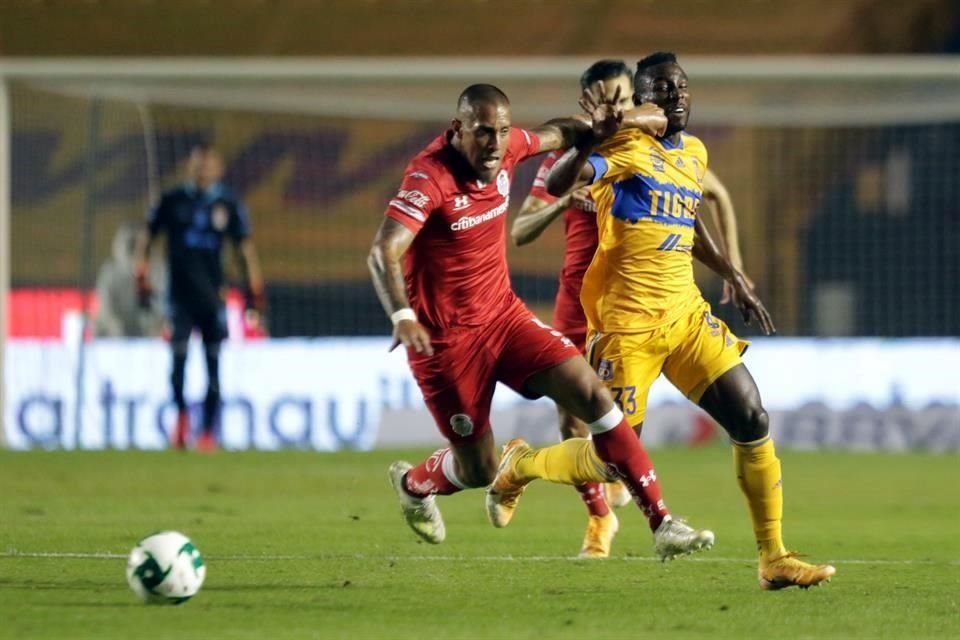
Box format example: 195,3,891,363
489,52,835,590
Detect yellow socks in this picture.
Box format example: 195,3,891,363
732,436,786,558
514,438,609,485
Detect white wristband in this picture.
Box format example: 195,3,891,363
390,308,417,326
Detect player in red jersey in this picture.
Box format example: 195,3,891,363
511,60,755,558
369,84,714,559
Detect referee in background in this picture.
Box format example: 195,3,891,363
135,143,265,452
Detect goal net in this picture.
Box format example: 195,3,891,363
4,56,960,342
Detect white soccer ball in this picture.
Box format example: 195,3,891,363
126,531,206,605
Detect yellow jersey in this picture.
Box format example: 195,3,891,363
581,128,708,333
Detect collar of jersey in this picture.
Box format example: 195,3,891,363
655,133,685,151
184,181,225,202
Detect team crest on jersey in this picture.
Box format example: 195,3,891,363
650,152,666,173
211,204,229,231
675,157,686,169
449,413,474,437
496,169,510,196
596,359,614,381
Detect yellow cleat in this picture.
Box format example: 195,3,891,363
578,512,619,558
759,551,836,590
485,439,531,528
604,480,633,509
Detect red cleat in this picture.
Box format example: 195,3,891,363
171,411,190,450
195,431,217,454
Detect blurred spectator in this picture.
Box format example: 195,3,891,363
94,222,165,337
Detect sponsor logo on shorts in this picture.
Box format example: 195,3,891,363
597,358,614,381
449,413,474,437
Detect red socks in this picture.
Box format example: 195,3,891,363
591,420,669,531
402,448,465,498
575,482,611,518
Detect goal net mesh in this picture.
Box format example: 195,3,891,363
7,58,960,339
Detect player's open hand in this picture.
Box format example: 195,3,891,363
631,102,668,137
729,272,776,335
390,319,434,356
720,271,755,305
579,81,624,141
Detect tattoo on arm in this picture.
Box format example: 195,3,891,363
368,217,416,316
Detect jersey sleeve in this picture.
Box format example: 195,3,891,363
384,167,444,233
528,151,560,203
229,202,252,241
510,127,542,161
146,195,168,234
587,132,641,185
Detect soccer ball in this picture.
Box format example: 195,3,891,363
126,531,206,604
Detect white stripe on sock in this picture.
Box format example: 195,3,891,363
587,406,624,435
440,448,468,490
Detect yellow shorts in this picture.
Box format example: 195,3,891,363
585,298,749,427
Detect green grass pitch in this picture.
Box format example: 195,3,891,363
1,447,958,639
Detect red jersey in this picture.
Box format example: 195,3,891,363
385,128,541,331
530,151,599,301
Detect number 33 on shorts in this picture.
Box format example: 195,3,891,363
610,385,638,415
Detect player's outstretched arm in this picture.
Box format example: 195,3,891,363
368,218,433,355
702,169,754,303
622,102,668,137
510,193,573,246
693,216,775,335
544,82,626,196
533,81,625,155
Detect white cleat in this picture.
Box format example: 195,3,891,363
388,461,446,544
653,516,715,561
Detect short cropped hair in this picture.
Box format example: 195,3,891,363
580,59,631,90
457,84,510,112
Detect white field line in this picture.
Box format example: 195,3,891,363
1,550,957,566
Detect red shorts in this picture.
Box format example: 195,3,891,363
552,283,588,353
407,299,580,444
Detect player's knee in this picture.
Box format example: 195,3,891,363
733,401,769,442
567,365,609,412
204,342,221,359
